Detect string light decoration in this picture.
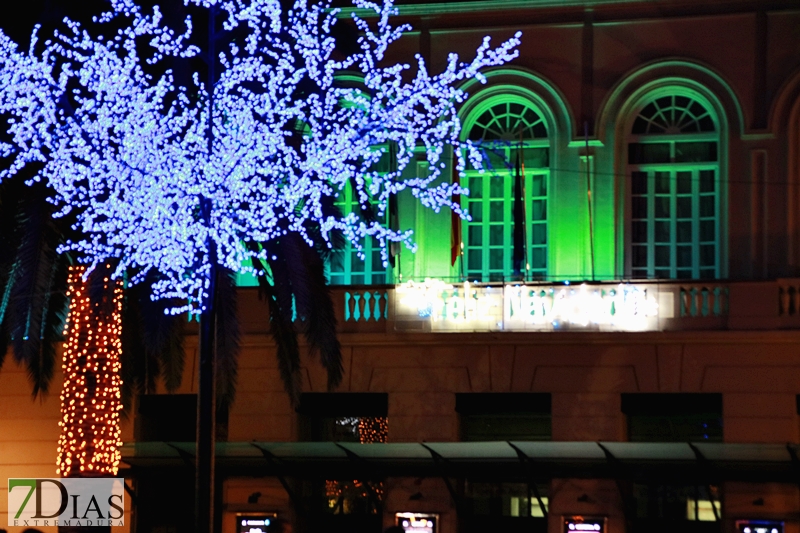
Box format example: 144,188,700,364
358,416,388,444
0,0,521,315
56,266,123,477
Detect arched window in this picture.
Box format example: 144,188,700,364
463,99,550,282
628,94,720,279
328,150,392,286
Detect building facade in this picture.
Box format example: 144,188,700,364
2,0,800,532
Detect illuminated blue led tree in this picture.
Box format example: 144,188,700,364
1,2,520,530
0,0,521,314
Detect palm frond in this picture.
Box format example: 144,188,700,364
9,187,63,397
275,234,313,321
252,256,302,406
137,272,185,393
0,323,9,373
120,284,146,417
298,244,343,390
31,255,70,398
157,314,185,393
215,267,240,410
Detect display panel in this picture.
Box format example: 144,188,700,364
235,513,278,533
736,520,783,533
563,516,606,533
396,512,439,533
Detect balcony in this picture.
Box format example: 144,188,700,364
233,279,800,335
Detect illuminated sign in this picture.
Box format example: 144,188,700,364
395,280,664,332
736,520,783,533
396,512,438,533
236,513,277,533
564,516,606,533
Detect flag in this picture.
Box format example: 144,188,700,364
512,146,526,277
451,163,462,267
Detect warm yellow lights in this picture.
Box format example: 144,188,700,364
357,417,388,444
56,266,123,477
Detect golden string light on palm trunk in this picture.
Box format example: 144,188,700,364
56,266,123,476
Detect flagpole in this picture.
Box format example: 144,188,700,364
584,121,596,281
519,131,529,281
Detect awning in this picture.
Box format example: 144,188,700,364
120,441,800,483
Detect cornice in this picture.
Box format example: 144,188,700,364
336,0,800,19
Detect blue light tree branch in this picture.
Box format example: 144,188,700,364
0,0,521,314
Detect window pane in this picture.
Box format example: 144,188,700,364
371,250,383,268
490,225,504,246
700,196,715,217
677,171,691,194
489,248,504,270
628,414,722,442
655,246,670,267
677,221,692,243
468,225,482,246
676,269,692,279
331,251,344,271
531,199,546,220
655,172,671,194
462,414,551,441
632,245,648,267
489,177,504,198
350,274,365,285
656,196,671,218
490,201,504,222
700,170,715,193
629,143,671,164
631,172,648,195
700,220,715,242
350,252,365,272
531,223,546,245
675,142,717,162
468,177,483,198
632,221,648,243
632,197,648,219
530,174,546,196
676,197,691,218
468,250,482,270
370,272,387,285
655,221,670,243
531,247,546,269
469,201,483,222
700,245,715,267
677,245,692,268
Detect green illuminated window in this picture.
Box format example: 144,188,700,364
328,152,392,286
464,100,550,282
628,95,720,279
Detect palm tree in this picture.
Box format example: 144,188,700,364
0,172,348,533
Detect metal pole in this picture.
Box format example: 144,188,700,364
196,5,218,532
196,238,218,533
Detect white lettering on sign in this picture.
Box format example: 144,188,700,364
395,280,660,332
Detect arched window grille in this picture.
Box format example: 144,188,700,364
464,100,550,282
628,94,721,280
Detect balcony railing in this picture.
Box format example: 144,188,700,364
236,279,800,334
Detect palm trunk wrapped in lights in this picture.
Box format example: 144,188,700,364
56,266,123,478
